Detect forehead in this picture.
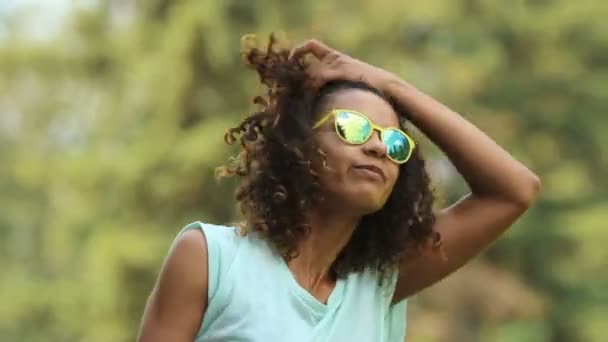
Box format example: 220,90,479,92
323,89,399,127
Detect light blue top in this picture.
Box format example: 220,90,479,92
177,221,408,342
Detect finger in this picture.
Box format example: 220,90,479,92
289,39,333,61
324,52,341,65
303,79,317,90
304,69,340,91
303,71,324,90
305,78,326,91
305,60,324,74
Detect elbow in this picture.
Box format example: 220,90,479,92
514,174,542,208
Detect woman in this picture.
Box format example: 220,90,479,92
137,35,541,341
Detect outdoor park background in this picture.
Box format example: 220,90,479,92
1,1,606,341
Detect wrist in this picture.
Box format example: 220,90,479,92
379,75,423,122
381,74,413,97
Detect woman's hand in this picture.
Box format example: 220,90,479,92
289,39,398,91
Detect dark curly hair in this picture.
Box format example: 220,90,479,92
216,33,442,283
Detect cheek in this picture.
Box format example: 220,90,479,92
316,148,353,191
386,167,400,191
389,166,400,184
319,152,348,185
317,137,350,173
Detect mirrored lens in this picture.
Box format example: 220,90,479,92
335,111,372,144
382,128,412,163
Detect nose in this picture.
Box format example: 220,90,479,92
361,130,387,160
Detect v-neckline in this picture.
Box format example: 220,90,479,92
278,256,345,315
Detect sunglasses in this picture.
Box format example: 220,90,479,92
312,109,415,164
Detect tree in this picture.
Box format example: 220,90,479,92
0,1,606,341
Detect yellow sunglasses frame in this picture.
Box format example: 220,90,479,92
312,108,416,164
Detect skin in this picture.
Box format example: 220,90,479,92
286,89,402,302
137,39,542,341
313,90,401,215
137,229,207,341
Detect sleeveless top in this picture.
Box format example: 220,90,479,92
176,221,408,342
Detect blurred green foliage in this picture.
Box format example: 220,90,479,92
0,1,606,341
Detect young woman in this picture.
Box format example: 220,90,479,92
137,35,541,341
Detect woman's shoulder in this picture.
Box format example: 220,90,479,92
176,220,276,272
176,221,247,265
175,221,254,304
179,220,242,238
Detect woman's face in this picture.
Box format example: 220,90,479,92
313,89,401,215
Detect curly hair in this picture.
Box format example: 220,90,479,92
216,33,442,283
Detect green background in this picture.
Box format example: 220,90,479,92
1,1,606,341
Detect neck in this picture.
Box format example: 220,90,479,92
287,208,361,290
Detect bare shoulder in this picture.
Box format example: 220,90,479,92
137,229,208,341
167,229,209,288
172,228,208,265
161,228,208,294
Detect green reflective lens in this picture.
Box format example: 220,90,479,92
382,128,411,163
335,111,371,144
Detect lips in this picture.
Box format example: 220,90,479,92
353,164,386,182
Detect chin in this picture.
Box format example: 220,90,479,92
346,192,387,215
321,183,389,215
359,202,385,215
